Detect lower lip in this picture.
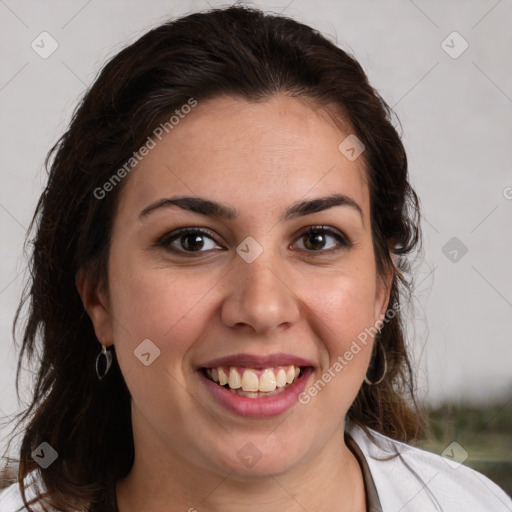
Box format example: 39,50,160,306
198,367,314,418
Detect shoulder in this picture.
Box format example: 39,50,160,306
347,422,512,512
0,471,49,512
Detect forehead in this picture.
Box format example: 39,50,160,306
116,94,369,222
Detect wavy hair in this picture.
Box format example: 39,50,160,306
1,5,423,511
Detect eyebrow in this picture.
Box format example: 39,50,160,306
138,193,363,223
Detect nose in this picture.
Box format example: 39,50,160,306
220,253,301,335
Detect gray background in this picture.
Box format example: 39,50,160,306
1,0,511,456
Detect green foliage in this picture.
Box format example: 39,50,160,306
418,399,512,496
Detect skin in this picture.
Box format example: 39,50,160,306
77,94,392,511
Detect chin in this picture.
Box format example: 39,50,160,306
205,437,305,481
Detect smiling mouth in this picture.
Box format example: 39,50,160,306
201,365,308,397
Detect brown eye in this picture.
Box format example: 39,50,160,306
303,231,327,251
156,227,222,254
181,233,206,251
294,226,351,253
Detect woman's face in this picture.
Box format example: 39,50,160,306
83,94,391,478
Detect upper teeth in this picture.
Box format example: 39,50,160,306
207,365,301,392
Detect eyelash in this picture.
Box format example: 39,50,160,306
155,226,352,256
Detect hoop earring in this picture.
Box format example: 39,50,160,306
364,330,387,386
95,345,113,381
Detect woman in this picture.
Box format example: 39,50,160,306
0,5,510,511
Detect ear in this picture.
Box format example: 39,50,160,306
373,251,395,327
75,268,113,346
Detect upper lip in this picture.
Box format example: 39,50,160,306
198,352,315,369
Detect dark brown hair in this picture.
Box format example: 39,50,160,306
1,5,423,511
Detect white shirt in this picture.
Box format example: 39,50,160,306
346,422,512,511
1,422,510,511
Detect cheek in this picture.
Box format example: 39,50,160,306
106,264,219,432
307,266,378,344
107,260,218,375
302,264,378,397
296,274,376,418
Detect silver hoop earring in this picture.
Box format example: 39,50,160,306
364,331,387,386
95,345,113,381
